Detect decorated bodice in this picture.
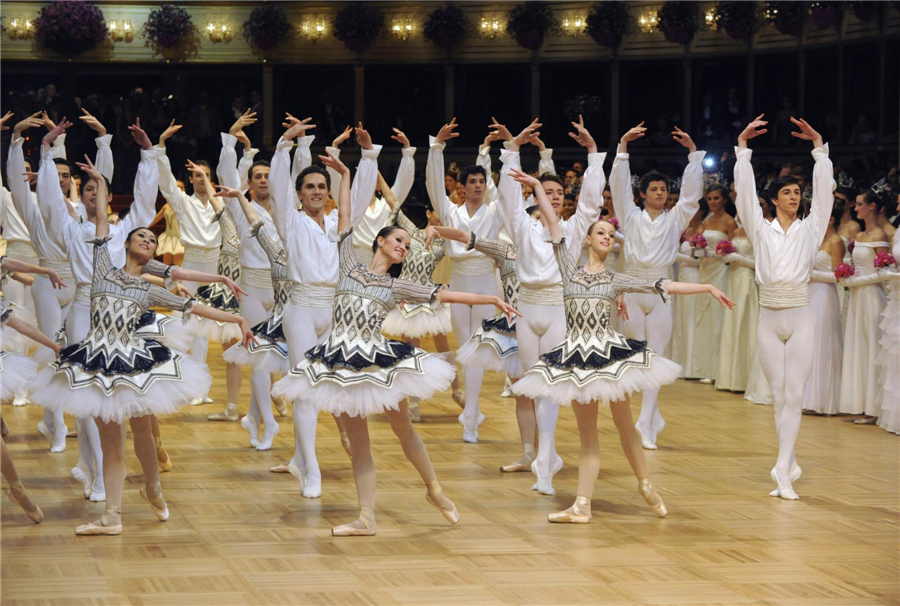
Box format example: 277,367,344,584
393,209,444,288
814,249,834,272
215,211,241,283
250,221,289,316
851,241,889,277
330,229,442,352
553,238,668,347
469,234,519,308
85,239,193,361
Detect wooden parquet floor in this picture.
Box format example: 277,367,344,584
2,339,898,606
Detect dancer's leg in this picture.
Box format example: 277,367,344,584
514,309,543,465
89,419,126,528
571,402,600,498
251,369,278,450
332,414,376,535
531,307,568,482
609,397,649,481
432,333,461,393
67,301,104,498
33,277,71,448
638,298,672,440
234,286,271,442
130,415,167,513
180,259,217,371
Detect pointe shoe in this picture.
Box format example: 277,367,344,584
458,412,485,443
768,469,799,500
71,466,92,499
549,496,591,524
189,397,204,406
273,397,288,417
638,479,668,517
9,489,44,524
287,459,306,491
500,452,536,473
140,487,169,521
203,397,214,404
790,464,802,483
156,437,172,472
530,457,563,496
207,405,239,422
51,425,67,453
240,416,259,448
853,416,877,425
332,508,377,536
270,461,291,473
452,388,465,409
12,394,29,406
75,519,122,536
302,473,322,499
426,490,460,524
89,476,106,502
635,423,658,450
408,403,421,423
500,377,514,398
255,422,279,451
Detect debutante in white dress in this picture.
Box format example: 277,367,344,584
512,238,681,405
193,211,243,343
670,240,700,377
716,237,758,392
381,208,453,339
876,230,899,434
455,234,523,378
29,238,210,423
839,241,889,416
156,205,185,257
222,221,290,375
0,297,39,402
802,250,843,414
690,230,729,381
271,229,456,418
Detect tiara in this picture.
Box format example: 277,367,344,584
837,171,854,189
871,178,889,197
670,177,682,190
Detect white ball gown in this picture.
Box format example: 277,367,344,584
802,250,843,414
670,240,700,378
715,237,759,392
689,230,729,381
877,230,900,434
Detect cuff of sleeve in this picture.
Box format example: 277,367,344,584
248,220,264,238
466,232,477,251
499,149,519,164
95,134,113,149
615,144,629,160
275,136,293,151
361,144,382,160
588,151,606,167
330,226,353,244
539,149,553,160
655,279,671,304
402,146,416,157
180,298,197,324
502,140,515,151
429,285,446,311
140,146,163,161
212,210,225,222
12,136,24,148
428,135,445,151
220,132,237,147
87,235,114,246
54,133,67,148
40,145,57,161
326,146,340,158
734,146,752,160
296,135,314,149
688,150,706,163
242,147,260,161
811,143,830,160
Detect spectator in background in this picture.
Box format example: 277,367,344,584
772,96,795,146
848,115,876,145
187,91,222,162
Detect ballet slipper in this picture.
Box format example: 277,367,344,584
500,451,536,473
203,397,214,404
255,422,279,451
530,455,563,495
51,424,67,453
273,396,288,417
458,412,485,443
89,475,106,503
853,416,877,425
208,403,239,422
71,466,92,499
189,397,204,406
635,423,658,450
699,378,713,384
302,472,322,499
638,478,668,517
549,496,591,524
240,415,259,448
270,461,292,473
425,482,460,524
332,507,376,536
75,509,122,536
140,483,169,521
12,394,29,407
500,377,514,398
769,468,799,500
8,483,43,524
156,436,172,472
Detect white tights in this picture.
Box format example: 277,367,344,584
516,302,567,475
281,303,332,482
622,292,673,440
757,307,816,481
180,259,218,393
239,283,275,436
449,273,500,427
67,300,103,492
32,275,75,436
3,250,38,314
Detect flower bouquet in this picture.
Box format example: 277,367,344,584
689,233,708,258
874,251,897,269
834,263,855,280
35,0,107,57
716,239,736,256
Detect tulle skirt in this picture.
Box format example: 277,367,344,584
456,329,523,379
135,312,195,353
272,351,456,418
382,302,453,339
194,317,243,344
877,282,899,434
0,352,38,402
222,338,290,375
156,231,184,256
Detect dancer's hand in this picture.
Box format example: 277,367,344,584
569,114,597,153
708,284,735,309
620,121,646,144
283,116,316,140
354,122,373,150
213,184,241,198
172,282,192,298
738,114,768,147
230,109,257,136
512,118,542,150
235,130,251,149
223,277,248,301
332,125,352,148
40,111,57,131
75,154,103,183
671,126,696,153
488,117,513,142
435,117,459,144
319,150,350,176
46,269,67,290
42,118,72,148
790,117,823,147
616,295,629,321
128,118,152,150
424,225,440,250
494,297,521,321
508,167,541,188
185,159,207,178
391,127,410,148
159,119,182,146
0,111,13,131
14,112,42,137
80,108,107,137
238,317,258,349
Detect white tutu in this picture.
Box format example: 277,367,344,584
194,317,243,343
272,352,455,418
456,336,524,379
381,303,453,339
222,340,290,375
1,352,39,402
29,354,211,423
136,312,196,353
877,280,900,435
513,354,681,406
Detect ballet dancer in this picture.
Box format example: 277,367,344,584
510,167,733,523
610,122,706,449
272,148,518,535
734,114,835,500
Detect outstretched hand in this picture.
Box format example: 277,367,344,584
391,127,410,148
75,153,102,183
569,114,597,153
790,116,823,147
80,108,107,137
224,277,248,301
283,116,316,140
128,118,152,150
332,125,352,148
0,111,13,131
46,269,67,290
42,117,72,148
424,225,440,250
616,295,629,321
14,112,43,136
512,118,542,149
488,117,513,142
230,109,257,136
738,114,768,147
213,184,241,199
709,285,736,310
354,122,373,150
671,126,696,152
159,119,183,146
507,166,541,188
495,298,522,321
318,150,350,176
238,317,259,349
436,117,459,144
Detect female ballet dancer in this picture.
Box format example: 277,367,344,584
149,202,185,266
272,150,517,535
30,157,255,536
801,204,845,415
610,122,707,450
876,189,900,434
734,115,834,500
690,184,737,383
838,188,890,423
509,168,733,523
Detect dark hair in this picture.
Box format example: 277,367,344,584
444,170,458,181
295,165,330,191
399,198,432,230
249,159,270,179
126,226,156,244
539,174,565,189
191,159,211,172
835,186,859,223
459,165,486,186
830,199,845,228
639,171,670,193
587,218,616,236
766,175,801,204
705,183,732,213
53,157,71,172
81,173,112,195
564,192,577,201
860,189,886,212
371,225,407,254
525,204,539,216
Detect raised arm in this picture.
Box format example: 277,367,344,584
230,110,259,192
325,125,352,202
156,144,189,214
6,315,60,355
390,128,416,204
670,127,705,230
269,136,299,243
564,116,606,252
345,124,381,229
733,115,769,242
0,257,66,289
429,225,470,244
426,118,459,221
7,114,43,227
215,185,260,229
378,171,398,210
81,109,114,183
217,132,241,191
534,136,556,176
36,120,75,246
497,118,541,238
76,155,109,239
326,152,353,235
610,122,646,228
792,118,833,243
511,167,561,241
119,120,161,234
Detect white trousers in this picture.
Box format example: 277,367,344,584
239,281,275,433
180,258,218,369
622,292,673,437
516,302,567,477
449,272,501,426
757,306,817,476
66,299,102,485
282,302,332,478
33,275,75,434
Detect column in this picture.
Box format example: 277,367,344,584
263,65,274,147
354,65,365,126
610,58,620,148
444,64,454,122
530,62,540,119
683,57,692,132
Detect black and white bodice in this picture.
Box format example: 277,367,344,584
250,220,290,340
392,208,445,290
196,210,241,311
308,228,442,371
468,234,520,333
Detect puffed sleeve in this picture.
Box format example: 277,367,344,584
333,227,362,276
611,272,670,303
391,278,443,309
89,235,115,289
468,233,514,266
147,283,196,319
551,237,578,288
